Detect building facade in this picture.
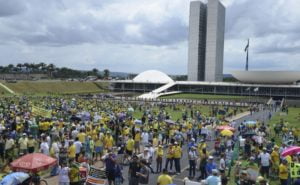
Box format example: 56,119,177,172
187,0,226,82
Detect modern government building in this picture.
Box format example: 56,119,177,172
110,0,300,99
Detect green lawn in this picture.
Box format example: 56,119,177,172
132,104,245,121
268,107,300,144
3,81,108,95
160,93,263,101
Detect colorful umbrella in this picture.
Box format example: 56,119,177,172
0,172,30,185
216,125,235,131
281,146,300,157
221,129,233,137
10,153,57,173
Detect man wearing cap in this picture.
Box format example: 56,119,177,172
18,133,28,155
27,135,36,153
188,146,198,178
205,169,220,185
206,156,217,177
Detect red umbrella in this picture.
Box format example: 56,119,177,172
281,146,300,157
11,153,57,173
216,125,235,131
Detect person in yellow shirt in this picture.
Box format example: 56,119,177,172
104,132,114,150
157,168,173,185
271,145,280,176
27,135,36,153
77,130,86,143
134,130,141,154
68,141,76,160
126,135,135,156
156,145,164,173
173,142,182,174
165,144,174,172
94,134,103,161
279,159,288,185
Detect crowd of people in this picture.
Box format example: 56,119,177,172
0,95,298,185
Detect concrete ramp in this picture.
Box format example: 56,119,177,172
138,81,177,99
0,82,15,94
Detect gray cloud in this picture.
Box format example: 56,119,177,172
0,0,26,17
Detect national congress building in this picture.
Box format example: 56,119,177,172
188,0,226,82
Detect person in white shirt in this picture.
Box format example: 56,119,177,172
141,132,149,146
188,147,198,178
40,137,50,156
219,154,226,171
74,137,82,161
58,162,70,185
258,148,271,178
18,133,28,155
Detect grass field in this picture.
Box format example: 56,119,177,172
132,104,246,120
160,93,264,101
3,81,109,95
267,107,300,144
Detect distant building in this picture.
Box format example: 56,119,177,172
187,0,226,82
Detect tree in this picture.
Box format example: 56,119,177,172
103,69,110,79
47,63,56,78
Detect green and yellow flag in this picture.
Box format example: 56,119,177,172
31,105,52,118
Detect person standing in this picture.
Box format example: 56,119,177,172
205,169,221,185
156,145,164,173
68,140,76,161
188,146,197,178
27,135,36,153
74,137,82,162
18,133,28,155
157,168,173,185
165,144,174,172
102,151,117,185
40,136,49,156
173,142,182,175
137,159,150,184
279,159,288,185
58,162,70,185
128,155,141,185
5,135,15,160
258,148,271,178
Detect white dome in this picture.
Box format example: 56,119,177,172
133,70,174,83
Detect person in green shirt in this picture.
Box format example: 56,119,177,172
69,159,81,185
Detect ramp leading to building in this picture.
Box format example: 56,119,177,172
138,81,177,99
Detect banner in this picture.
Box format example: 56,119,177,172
31,105,52,118
86,166,107,185
290,162,300,178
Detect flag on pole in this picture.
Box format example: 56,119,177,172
245,39,249,52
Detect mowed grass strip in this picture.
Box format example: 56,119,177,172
160,93,261,100
4,81,108,95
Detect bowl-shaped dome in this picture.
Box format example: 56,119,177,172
133,70,174,83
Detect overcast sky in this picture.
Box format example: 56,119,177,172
0,0,299,75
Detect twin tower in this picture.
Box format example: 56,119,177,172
187,0,226,82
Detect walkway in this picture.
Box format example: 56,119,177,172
0,82,15,94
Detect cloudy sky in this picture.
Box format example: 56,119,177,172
0,0,299,75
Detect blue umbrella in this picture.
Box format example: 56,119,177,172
0,172,29,185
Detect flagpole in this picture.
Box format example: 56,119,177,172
246,49,249,71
